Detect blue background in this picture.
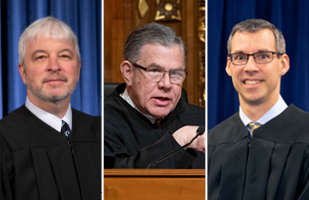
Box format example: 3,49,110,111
208,0,309,128
0,0,101,118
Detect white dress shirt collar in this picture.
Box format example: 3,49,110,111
239,95,288,127
25,97,73,132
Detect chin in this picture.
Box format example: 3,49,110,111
244,97,265,105
151,110,171,119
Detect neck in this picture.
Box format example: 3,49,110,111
240,95,279,122
28,95,71,119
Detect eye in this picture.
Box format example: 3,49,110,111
170,70,183,76
60,54,71,59
35,55,47,60
234,54,245,60
147,68,161,73
257,53,270,59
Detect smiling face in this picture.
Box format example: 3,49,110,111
124,43,185,119
19,36,81,106
226,29,289,108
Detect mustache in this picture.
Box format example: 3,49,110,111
42,74,68,83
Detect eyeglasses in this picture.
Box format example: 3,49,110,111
132,63,187,84
228,51,283,65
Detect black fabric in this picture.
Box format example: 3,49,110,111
0,105,101,200
104,83,205,169
208,104,309,200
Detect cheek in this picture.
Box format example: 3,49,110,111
139,84,160,107
25,68,43,80
66,65,80,79
174,88,182,100
140,84,156,99
232,69,242,82
72,69,80,80
268,70,280,85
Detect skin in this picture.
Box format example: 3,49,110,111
226,29,290,121
18,36,81,118
121,43,184,119
121,43,205,151
173,125,205,152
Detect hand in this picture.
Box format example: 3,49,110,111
173,126,205,153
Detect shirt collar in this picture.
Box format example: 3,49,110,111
120,88,157,124
239,95,288,126
25,97,73,132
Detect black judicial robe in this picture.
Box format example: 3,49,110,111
104,83,205,168
0,105,101,200
208,105,309,200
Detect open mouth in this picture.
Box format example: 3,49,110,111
154,96,171,106
244,80,261,85
155,97,170,101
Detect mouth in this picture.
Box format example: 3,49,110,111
243,79,262,85
43,76,67,84
155,96,170,100
44,80,66,85
153,96,171,106
45,79,64,82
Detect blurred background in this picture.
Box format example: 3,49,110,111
104,0,205,108
0,0,101,118
208,0,309,129
5,1,305,129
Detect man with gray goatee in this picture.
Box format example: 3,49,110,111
0,16,101,200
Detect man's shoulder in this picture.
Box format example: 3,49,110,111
210,112,240,131
208,113,244,143
262,104,309,143
270,104,309,126
168,100,205,126
286,104,309,118
72,107,100,118
70,108,101,141
71,108,101,126
0,105,29,124
176,99,205,115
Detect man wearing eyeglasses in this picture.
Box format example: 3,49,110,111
104,23,205,169
208,19,309,199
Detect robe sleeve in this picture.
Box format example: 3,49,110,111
104,123,197,169
0,150,13,200
297,147,309,199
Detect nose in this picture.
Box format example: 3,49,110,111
47,56,61,72
244,55,259,72
158,71,171,89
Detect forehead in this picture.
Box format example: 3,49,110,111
231,29,276,53
26,36,75,52
139,43,185,68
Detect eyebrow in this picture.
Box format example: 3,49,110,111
147,63,184,70
31,50,47,60
231,49,274,54
147,63,162,69
59,48,74,55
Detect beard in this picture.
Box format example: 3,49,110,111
25,73,77,104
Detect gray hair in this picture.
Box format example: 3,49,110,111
123,22,187,66
227,19,286,55
18,16,80,67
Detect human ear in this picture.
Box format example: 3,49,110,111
18,63,27,85
279,54,290,76
225,57,232,77
120,61,133,86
